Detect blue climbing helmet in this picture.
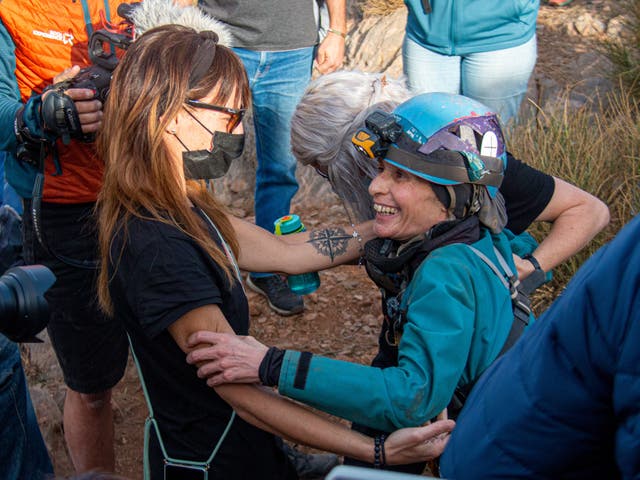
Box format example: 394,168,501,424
352,92,507,230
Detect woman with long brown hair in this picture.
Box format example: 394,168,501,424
96,24,452,479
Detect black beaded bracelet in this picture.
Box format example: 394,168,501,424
373,434,387,468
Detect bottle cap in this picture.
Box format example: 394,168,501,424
274,214,303,235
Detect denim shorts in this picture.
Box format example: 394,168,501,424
22,200,128,394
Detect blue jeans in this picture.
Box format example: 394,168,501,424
0,335,53,479
233,47,314,278
0,152,23,214
402,35,537,126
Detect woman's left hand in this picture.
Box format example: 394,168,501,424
186,331,268,385
385,419,455,464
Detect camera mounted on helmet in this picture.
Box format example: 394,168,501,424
352,109,403,159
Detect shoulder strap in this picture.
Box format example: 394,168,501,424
466,244,532,352
128,336,236,480
199,209,245,292
448,244,532,419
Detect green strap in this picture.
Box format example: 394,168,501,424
133,209,245,478
127,335,236,479
199,209,245,289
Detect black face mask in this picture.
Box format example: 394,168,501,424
182,131,245,179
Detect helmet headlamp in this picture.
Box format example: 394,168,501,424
351,110,403,160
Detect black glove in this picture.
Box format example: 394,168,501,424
40,86,84,145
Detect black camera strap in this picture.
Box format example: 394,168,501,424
31,171,98,270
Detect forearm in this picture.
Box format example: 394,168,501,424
533,215,603,272
325,0,347,32
216,383,373,461
231,216,372,274
531,178,609,272
277,350,448,432
171,305,370,461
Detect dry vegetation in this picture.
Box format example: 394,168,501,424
510,89,640,310
511,0,640,310
361,0,404,16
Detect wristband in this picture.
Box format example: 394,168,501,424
326,28,346,39
522,253,542,272
258,346,285,387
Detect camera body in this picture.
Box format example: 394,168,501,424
65,27,134,102
66,64,115,104
38,12,136,144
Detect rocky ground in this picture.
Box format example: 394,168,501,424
22,1,628,477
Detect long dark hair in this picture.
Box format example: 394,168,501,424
96,24,250,314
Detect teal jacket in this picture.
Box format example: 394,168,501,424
277,228,535,432
0,19,39,199
405,0,539,56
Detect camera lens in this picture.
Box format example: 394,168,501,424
0,279,17,319
0,265,56,342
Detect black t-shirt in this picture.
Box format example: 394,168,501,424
109,213,295,480
502,153,555,235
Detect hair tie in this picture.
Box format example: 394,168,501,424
188,31,219,88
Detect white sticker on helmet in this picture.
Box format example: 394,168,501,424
480,131,498,157
458,125,476,151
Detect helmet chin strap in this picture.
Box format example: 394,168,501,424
443,184,479,220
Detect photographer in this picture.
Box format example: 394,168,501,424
0,1,133,473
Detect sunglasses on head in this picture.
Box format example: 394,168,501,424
186,99,246,133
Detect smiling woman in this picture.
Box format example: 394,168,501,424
369,160,449,241
95,24,453,480
185,93,540,475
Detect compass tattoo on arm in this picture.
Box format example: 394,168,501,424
307,227,353,262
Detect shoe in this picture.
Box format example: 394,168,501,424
246,275,304,316
546,0,573,6
282,443,340,479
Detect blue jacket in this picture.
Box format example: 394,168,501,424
404,0,539,56
277,228,532,432
441,215,640,479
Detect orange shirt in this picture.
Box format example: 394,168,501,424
0,0,129,203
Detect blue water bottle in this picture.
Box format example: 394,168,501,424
274,214,321,295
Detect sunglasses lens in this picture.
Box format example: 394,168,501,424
228,111,244,132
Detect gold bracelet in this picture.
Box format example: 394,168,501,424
327,28,347,39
